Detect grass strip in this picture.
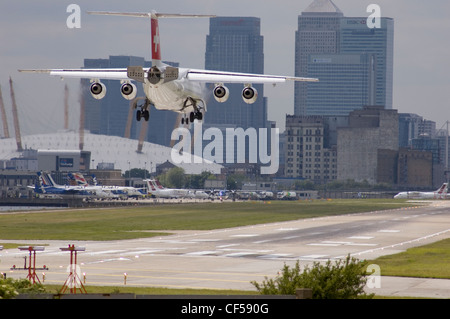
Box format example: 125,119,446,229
0,199,417,241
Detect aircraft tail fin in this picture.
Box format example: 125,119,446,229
436,183,448,194
87,11,215,67
154,179,165,189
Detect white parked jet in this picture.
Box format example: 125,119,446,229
394,183,448,200
144,179,189,198
19,10,318,124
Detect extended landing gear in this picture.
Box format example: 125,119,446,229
181,97,205,125
181,111,203,125
136,109,150,122
133,98,151,122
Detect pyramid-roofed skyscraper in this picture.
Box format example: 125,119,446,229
294,0,394,116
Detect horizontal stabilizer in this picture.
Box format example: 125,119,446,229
87,11,216,19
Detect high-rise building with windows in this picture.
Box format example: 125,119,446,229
204,17,271,166
204,17,267,131
294,0,394,116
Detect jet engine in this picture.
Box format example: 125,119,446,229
120,82,137,100
90,81,106,100
242,86,258,104
213,85,230,103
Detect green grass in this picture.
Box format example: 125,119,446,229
369,238,450,279
0,199,417,241
42,284,255,296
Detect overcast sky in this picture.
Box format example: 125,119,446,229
1,0,449,136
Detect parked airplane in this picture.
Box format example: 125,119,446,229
68,172,145,199
144,179,189,198
186,189,211,200
394,183,448,199
19,10,318,124
30,172,95,198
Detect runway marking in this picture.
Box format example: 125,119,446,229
184,251,218,256
258,254,292,259
120,250,162,256
378,229,400,233
300,254,328,259
88,250,127,255
348,236,374,240
253,240,272,244
216,244,240,248
276,228,299,231
231,234,259,237
85,257,131,264
308,243,340,247
308,241,378,247
224,252,258,258
346,243,378,247
282,236,300,240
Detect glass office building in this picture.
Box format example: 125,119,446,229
294,0,394,116
205,17,267,130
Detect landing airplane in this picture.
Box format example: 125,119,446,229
144,179,189,198
19,10,318,124
394,183,448,200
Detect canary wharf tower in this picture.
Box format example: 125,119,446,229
295,0,394,116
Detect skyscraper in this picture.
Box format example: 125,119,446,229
294,0,394,116
204,17,270,166
204,17,267,130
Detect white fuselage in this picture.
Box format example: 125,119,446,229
144,68,206,113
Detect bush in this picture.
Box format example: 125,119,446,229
251,255,374,299
0,278,46,299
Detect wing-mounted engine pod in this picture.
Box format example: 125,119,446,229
213,85,230,103
90,82,107,100
242,86,258,104
120,82,137,100
147,66,163,85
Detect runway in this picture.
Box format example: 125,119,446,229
1,200,449,298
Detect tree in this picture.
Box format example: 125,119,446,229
123,168,151,179
166,167,186,188
251,255,374,299
0,278,46,299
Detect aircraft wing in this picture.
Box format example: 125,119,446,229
18,69,130,81
19,68,318,84
186,69,319,84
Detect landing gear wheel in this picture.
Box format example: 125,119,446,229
143,110,150,121
136,110,142,122
189,112,195,123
